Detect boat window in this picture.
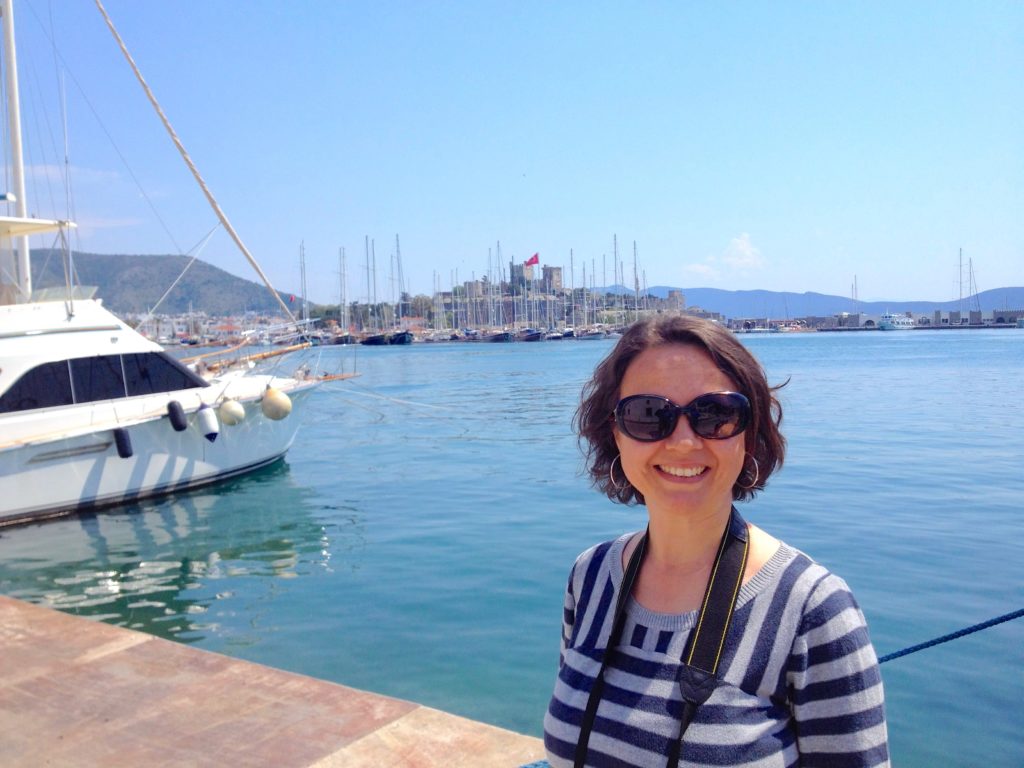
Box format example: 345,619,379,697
123,352,207,395
0,352,206,415
0,360,74,413
70,356,128,402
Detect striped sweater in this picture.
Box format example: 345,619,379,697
544,533,889,767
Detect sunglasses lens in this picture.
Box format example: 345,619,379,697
689,393,750,439
617,396,676,441
615,392,750,441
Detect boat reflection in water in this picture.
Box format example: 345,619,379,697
0,462,364,649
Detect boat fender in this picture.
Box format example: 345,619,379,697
113,427,133,459
197,403,220,443
167,400,188,432
261,387,292,420
218,399,246,426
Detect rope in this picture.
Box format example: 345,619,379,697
878,607,1024,664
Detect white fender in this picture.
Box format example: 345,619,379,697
197,403,220,443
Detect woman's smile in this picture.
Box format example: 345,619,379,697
657,463,707,479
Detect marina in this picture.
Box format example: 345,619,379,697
1,331,1022,766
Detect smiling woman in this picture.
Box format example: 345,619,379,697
543,314,889,768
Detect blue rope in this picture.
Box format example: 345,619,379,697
878,607,1024,664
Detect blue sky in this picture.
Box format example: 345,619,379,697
9,0,1022,305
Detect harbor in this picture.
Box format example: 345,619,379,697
1,2,1021,765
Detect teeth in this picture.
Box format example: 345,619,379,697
660,465,705,478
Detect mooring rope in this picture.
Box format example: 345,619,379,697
878,607,1024,664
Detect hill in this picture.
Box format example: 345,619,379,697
30,249,293,315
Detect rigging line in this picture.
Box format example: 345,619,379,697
93,0,298,324
878,607,1024,664
136,221,222,328
18,0,184,255
340,382,452,411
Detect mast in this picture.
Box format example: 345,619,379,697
395,234,404,326
339,247,348,332
364,236,371,332
633,241,639,322
299,241,308,324
958,247,964,318
601,253,606,324
968,254,981,313
613,234,621,325
371,238,378,329
581,261,587,327
569,248,575,327
1,0,29,300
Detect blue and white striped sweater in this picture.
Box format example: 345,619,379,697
544,533,889,767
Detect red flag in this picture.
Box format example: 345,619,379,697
524,253,539,266
289,295,295,303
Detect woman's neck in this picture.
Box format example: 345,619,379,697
644,503,732,568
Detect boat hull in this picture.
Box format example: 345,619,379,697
0,382,315,526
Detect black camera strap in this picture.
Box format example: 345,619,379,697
573,507,749,768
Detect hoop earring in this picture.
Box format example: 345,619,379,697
609,454,627,491
737,455,760,491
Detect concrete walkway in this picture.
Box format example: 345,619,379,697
0,596,545,767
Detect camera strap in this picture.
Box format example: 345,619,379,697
573,507,749,768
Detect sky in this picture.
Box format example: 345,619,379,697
6,0,1022,305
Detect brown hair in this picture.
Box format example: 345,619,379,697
575,314,786,504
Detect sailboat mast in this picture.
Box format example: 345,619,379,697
371,238,378,329
339,247,348,332
570,248,575,328
958,247,963,318
633,241,639,322
364,236,371,332
1,0,31,300
395,234,403,324
299,241,308,324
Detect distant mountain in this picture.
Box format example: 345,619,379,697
621,285,1024,318
30,249,294,315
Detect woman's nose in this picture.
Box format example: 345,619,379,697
664,413,701,447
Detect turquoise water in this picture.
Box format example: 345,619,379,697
1,330,1022,766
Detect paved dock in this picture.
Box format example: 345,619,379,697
0,596,545,767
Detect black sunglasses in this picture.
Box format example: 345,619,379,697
614,391,751,442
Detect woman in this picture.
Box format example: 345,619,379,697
544,315,889,767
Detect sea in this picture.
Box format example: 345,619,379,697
1,328,1022,767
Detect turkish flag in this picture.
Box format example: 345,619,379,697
525,253,539,266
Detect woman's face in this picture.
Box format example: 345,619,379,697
613,343,746,520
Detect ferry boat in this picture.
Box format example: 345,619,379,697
878,312,916,330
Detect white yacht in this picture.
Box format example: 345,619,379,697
0,0,317,526
878,312,915,330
